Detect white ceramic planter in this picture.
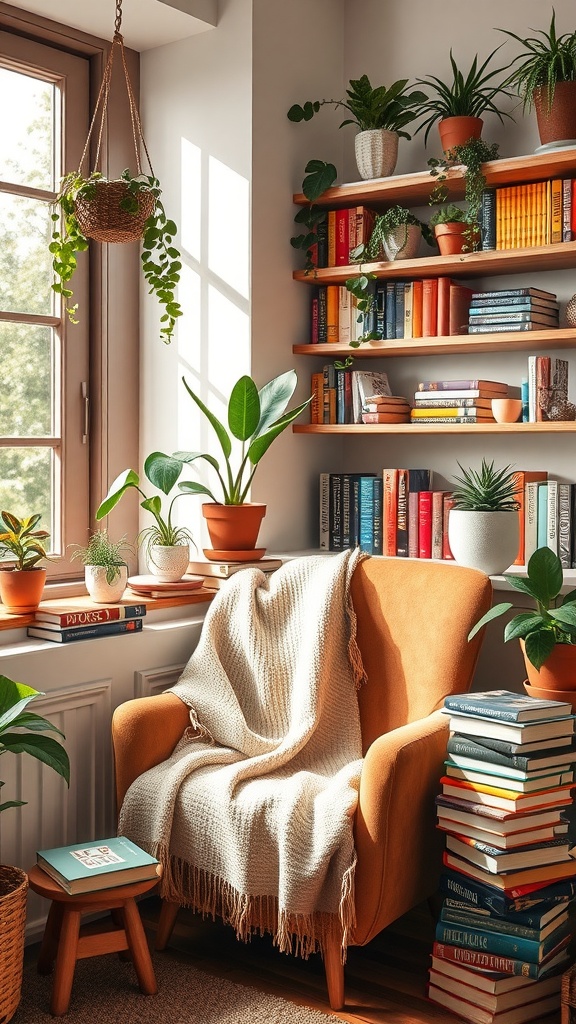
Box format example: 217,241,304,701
85,565,128,603
354,129,398,180
448,510,519,576
147,543,190,582
382,223,421,261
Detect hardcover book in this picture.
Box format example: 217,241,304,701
34,602,146,627
431,938,568,979
444,832,571,876
428,980,561,1022
442,690,573,723
430,955,563,999
435,915,569,963
27,619,144,643
187,558,284,578
444,762,574,793
440,776,575,813
443,848,576,892
445,734,576,773
37,836,159,894
444,713,575,745
439,866,576,916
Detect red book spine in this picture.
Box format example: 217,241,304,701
418,491,433,558
436,277,452,337
383,469,398,557
335,209,350,266
571,180,576,240
311,296,319,344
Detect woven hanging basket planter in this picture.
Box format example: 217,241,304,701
0,866,28,1024
74,179,156,244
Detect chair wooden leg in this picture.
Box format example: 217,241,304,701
323,935,345,1011
122,897,157,995
155,899,180,951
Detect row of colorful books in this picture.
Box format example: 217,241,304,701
410,378,516,424
467,289,559,336
311,367,395,425
480,178,576,252
310,203,376,269
428,689,576,1023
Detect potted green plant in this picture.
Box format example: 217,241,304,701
0,512,50,614
168,370,311,555
427,137,500,252
429,202,474,255
414,47,515,151
351,205,430,263
50,169,182,345
70,530,134,603
447,459,521,576
288,75,427,180
0,674,70,1024
498,11,576,147
290,159,338,274
96,455,195,582
468,546,576,694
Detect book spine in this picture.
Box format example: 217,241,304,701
480,188,496,250
559,483,572,569
310,295,319,344
563,178,573,242
317,285,327,344
35,605,146,627
335,208,349,266
384,281,396,339
468,322,553,333
439,907,554,941
403,281,413,339
551,178,563,243
329,474,342,551
408,491,419,559
326,285,339,344
422,278,438,337
372,477,383,556
446,736,530,770
528,355,537,423
431,941,540,978
417,380,505,391
327,209,336,267
383,469,398,557
537,484,549,550
442,494,455,560
341,474,355,548
418,491,432,558
28,619,143,642
547,479,558,555
396,469,409,557
436,276,451,337
411,416,491,423
435,921,563,964
358,476,375,554
431,491,444,560
394,280,405,339
536,355,551,423
316,216,328,268
412,280,423,338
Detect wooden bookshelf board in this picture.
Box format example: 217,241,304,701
294,329,576,359
294,422,576,435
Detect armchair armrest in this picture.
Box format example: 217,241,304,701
112,693,190,812
352,709,449,945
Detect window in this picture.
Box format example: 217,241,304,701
0,31,90,579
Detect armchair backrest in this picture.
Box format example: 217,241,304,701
351,557,493,753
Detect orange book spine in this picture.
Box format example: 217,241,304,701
508,185,517,249
496,187,504,249
326,285,339,344
512,470,548,565
436,277,452,337
422,279,438,337
383,469,398,557
443,494,455,560
412,280,423,338
310,372,323,424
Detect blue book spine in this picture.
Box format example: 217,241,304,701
537,484,549,549
27,619,143,643
440,905,567,940
435,920,569,964
358,476,375,554
394,281,405,339
375,284,386,339
385,282,396,339
372,478,383,556
440,869,576,916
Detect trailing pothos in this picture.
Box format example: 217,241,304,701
290,159,337,274
50,169,183,344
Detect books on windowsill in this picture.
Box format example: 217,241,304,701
33,601,146,628
27,618,144,643
37,836,159,894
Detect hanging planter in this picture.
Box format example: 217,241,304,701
49,0,182,344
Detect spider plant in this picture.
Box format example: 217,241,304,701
415,48,515,144
499,9,576,112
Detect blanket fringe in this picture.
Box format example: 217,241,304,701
155,842,355,962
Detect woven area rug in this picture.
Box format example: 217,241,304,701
13,952,342,1023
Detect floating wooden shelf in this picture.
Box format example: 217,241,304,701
293,422,576,435
293,328,576,359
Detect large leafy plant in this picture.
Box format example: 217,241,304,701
172,371,311,505
499,10,576,112
0,512,50,570
0,676,70,812
50,169,182,344
468,546,576,670
415,48,515,144
96,455,195,564
288,75,427,135
451,460,520,512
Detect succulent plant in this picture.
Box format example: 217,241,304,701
451,459,520,512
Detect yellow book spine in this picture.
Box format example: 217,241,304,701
509,185,517,249
526,183,536,247
551,178,563,243
518,184,527,248
496,188,504,249
544,180,551,245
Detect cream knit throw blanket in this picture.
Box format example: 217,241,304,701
119,547,367,958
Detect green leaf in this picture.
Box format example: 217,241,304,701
181,377,232,460
96,468,140,519
467,602,512,640
302,161,337,202
0,733,70,784
525,546,564,605
0,678,42,733
247,397,312,465
503,613,547,641
144,452,183,495
228,376,261,441
255,370,297,437
524,629,557,671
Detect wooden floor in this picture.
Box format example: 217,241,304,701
137,896,480,1024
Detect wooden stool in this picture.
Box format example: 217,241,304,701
28,864,160,1016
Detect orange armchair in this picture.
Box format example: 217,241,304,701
112,556,491,1009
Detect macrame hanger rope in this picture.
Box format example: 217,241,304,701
76,0,155,179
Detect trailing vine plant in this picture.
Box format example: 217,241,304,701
50,169,183,344
427,137,499,251
290,159,338,274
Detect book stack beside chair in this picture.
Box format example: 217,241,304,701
427,689,576,1024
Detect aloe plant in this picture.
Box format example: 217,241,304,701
0,676,70,812
451,460,520,512
468,546,576,670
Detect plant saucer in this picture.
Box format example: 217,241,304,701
203,548,266,563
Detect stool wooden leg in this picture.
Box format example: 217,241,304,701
37,901,64,975
51,908,81,1016
155,900,180,950
122,897,157,995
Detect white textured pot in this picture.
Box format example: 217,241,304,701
147,543,190,582
354,128,399,180
448,510,519,576
85,565,128,603
382,223,421,261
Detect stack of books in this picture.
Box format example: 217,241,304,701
428,689,576,1023
361,394,411,424
27,601,146,643
410,379,516,425
37,836,159,894
186,557,284,591
468,288,559,335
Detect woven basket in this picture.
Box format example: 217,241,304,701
73,179,155,243
0,866,28,1024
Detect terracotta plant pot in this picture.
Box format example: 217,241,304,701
523,681,576,713
0,865,28,1024
434,222,468,256
0,567,47,614
520,638,576,691
534,82,576,147
202,503,266,552
438,116,483,154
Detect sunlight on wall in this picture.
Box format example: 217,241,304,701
176,141,251,547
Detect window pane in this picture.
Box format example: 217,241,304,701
0,446,53,547
0,322,53,436
0,67,54,190
0,193,53,315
